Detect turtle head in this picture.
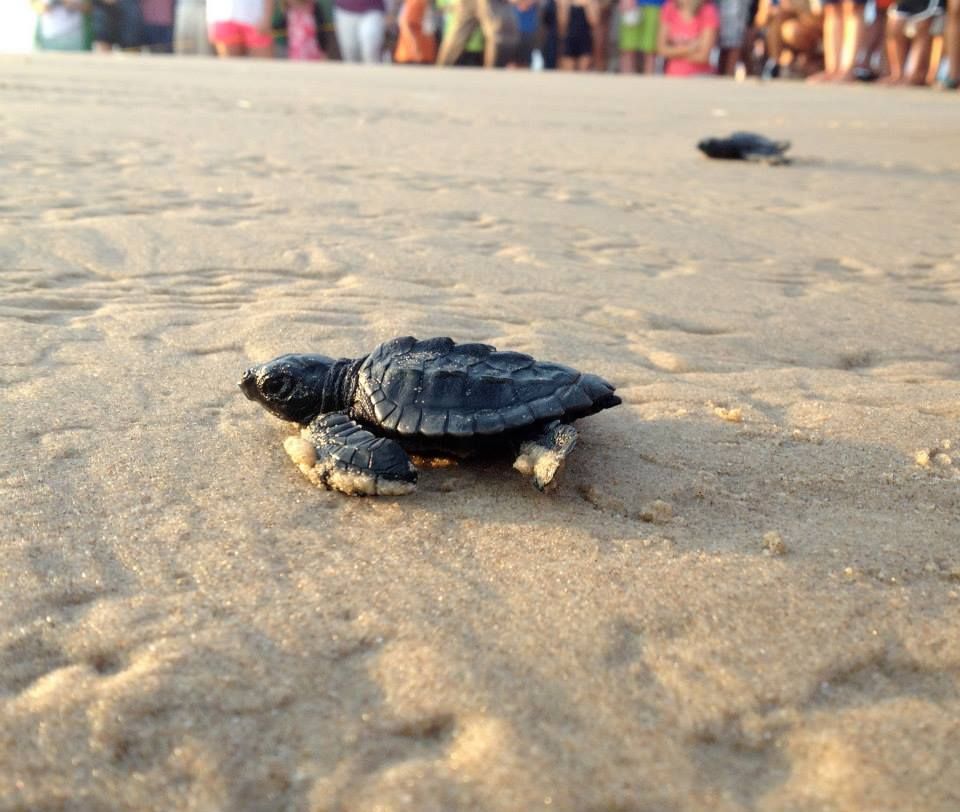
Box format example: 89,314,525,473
697,138,717,155
239,353,335,424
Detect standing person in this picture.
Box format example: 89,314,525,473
333,0,386,61
511,0,541,65
592,0,615,67
174,0,214,52
207,0,274,55
619,0,643,70
619,0,661,71
437,0,487,63
395,0,438,60
436,0,520,65
884,0,944,83
852,0,891,79
558,0,599,69
286,0,327,57
92,0,143,50
807,0,864,79
656,0,718,73
541,0,560,63
718,0,750,71
763,0,823,76
140,0,175,50
32,0,91,50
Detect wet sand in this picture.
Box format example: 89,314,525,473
1,53,959,811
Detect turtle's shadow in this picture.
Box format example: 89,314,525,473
394,409,669,541
791,155,960,181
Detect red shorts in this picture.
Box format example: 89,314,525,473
209,20,273,49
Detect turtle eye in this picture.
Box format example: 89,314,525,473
261,376,288,398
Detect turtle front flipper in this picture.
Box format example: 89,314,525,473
512,421,579,493
284,413,417,497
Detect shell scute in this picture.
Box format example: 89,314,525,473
448,342,495,360
381,404,405,432
529,396,565,420
413,336,456,354
396,406,423,435
374,399,399,423
419,410,449,437
446,412,475,437
486,351,535,372
500,402,536,427
462,374,516,410
557,383,593,410
382,364,425,408
475,410,506,435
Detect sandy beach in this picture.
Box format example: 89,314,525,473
1,53,959,811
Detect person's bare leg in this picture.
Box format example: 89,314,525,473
764,6,787,74
94,41,113,52
859,6,886,72
945,0,960,85
782,16,819,55
926,31,943,83
883,15,908,81
907,18,932,83
720,45,742,73
593,3,611,69
824,3,842,73
780,18,797,48
214,41,245,56
835,0,864,78
620,49,638,72
559,54,575,68
577,53,592,69
809,2,841,79
248,44,274,57
437,0,480,65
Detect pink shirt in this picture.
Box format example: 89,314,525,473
660,0,718,76
287,3,325,59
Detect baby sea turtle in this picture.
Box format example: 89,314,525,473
697,132,791,165
239,336,621,496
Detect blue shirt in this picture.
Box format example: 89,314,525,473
515,4,539,33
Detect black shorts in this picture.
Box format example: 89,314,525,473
92,0,143,48
893,0,945,19
563,5,592,58
515,30,537,65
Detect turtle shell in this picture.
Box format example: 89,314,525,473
699,132,790,160
732,132,787,154
355,336,618,438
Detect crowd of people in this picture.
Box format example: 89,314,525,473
26,0,960,87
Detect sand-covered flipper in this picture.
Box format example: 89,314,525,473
513,421,579,492
283,413,417,496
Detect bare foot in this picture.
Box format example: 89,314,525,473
806,70,836,83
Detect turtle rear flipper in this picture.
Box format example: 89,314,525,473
743,137,791,165
284,413,417,496
744,150,792,166
513,421,579,493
